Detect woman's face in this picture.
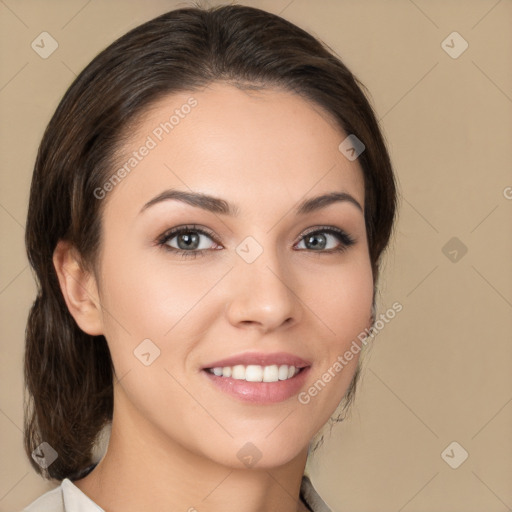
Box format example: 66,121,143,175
92,82,373,469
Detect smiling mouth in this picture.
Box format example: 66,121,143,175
204,364,306,383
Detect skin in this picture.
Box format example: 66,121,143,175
53,82,374,512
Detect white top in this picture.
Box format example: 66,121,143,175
22,474,332,512
22,478,103,512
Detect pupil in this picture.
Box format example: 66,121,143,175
179,232,198,250
307,234,326,250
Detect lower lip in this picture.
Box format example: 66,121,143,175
202,367,311,404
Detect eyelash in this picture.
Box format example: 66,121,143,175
155,224,356,260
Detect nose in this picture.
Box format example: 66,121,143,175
224,247,303,333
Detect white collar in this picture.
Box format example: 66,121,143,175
61,479,105,511
59,474,332,512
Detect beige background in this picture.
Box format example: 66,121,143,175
1,0,511,511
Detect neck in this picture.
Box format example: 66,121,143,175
74,388,311,512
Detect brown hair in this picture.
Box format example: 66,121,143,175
24,2,398,481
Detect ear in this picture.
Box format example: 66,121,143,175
52,239,104,336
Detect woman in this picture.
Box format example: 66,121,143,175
22,3,397,511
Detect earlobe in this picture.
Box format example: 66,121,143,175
52,240,104,336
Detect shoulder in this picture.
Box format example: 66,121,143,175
21,478,104,512
22,474,329,512
21,483,64,512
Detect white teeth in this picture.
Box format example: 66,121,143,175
232,365,246,379
263,365,279,382
245,365,263,382
208,364,301,382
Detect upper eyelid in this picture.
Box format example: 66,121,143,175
157,225,217,244
158,224,355,247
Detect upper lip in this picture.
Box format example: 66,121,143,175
202,351,311,369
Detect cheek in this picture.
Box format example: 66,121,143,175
96,244,231,383
98,247,218,337
92,237,374,463
296,256,373,407
95,248,209,410
303,257,374,344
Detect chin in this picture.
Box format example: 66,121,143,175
203,435,309,471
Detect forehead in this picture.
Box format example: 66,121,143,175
104,82,365,218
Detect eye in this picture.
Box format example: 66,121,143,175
156,225,220,259
155,224,356,259
295,226,356,254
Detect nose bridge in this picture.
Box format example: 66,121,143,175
225,234,301,330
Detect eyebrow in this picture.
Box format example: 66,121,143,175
139,189,363,216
